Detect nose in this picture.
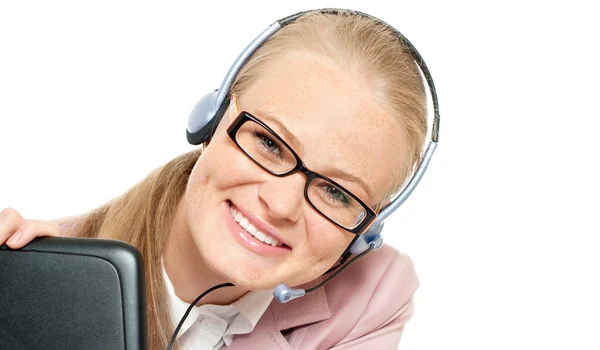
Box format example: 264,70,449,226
258,171,306,223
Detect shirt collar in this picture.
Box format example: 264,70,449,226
161,260,273,343
223,289,273,345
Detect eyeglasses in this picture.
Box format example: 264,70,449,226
226,109,377,235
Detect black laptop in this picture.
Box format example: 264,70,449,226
0,237,148,349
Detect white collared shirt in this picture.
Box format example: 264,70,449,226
162,263,273,349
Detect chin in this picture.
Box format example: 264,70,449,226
204,253,281,290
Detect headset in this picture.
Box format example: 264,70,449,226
184,5,439,315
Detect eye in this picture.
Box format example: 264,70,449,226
255,132,283,158
322,184,351,206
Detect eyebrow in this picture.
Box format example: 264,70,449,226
255,112,304,154
322,167,375,203
254,110,375,203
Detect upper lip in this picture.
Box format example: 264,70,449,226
229,200,291,247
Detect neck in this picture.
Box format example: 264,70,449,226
163,197,249,306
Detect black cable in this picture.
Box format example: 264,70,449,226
166,282,235,350
305,245,374,293
166,245,373,348
322,243,360,275
323,262,342,274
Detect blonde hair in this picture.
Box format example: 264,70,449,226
70,10,428,349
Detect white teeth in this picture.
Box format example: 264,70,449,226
264,235,273,245
254,230,266,241
229,203,283,247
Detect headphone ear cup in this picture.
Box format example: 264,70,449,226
186,90,230,145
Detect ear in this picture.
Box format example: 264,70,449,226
227,93,239,123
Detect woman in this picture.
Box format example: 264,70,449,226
0,9,432,349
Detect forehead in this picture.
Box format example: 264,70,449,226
238,50,406,204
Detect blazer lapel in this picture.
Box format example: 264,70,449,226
225,277,331,349
225,303,293,350
270,281,330,331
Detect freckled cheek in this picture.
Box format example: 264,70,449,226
184,156,230,236
198,141,264,191
302,218,352,262
185,157,238,202
235,258,264,282
285,228,350,286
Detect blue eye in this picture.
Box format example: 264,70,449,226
322,184,350,205
256,132,282,158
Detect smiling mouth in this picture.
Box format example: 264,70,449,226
228,202,290,249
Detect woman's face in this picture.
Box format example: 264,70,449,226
184,50,406,290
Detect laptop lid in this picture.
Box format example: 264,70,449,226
0,236,148,350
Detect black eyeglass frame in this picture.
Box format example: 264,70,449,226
226,111,377,235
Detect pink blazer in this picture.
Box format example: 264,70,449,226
226,244,419,349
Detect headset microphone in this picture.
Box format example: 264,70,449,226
166,240,381,349
273,239,380,303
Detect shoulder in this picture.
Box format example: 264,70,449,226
325,244,419,328
299,244,419,348
247,245,419,349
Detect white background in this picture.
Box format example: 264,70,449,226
1,1,599,349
